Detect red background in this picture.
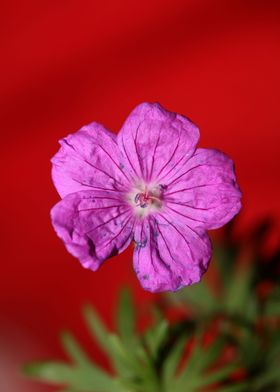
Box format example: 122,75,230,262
1,1,280,390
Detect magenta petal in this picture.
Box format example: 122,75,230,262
117,102,199,183
132,216,211,293
50,103,242,293
51,190,134,270
52,122,130,198
164,148,242,230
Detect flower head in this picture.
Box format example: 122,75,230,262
51,103,241,292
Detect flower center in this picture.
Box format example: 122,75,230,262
127,183,165,218
134,190,161,208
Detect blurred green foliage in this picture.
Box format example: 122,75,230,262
24,219,280,391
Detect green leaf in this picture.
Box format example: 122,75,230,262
194,337,226,371
238,330,260,368
61,331,91,366
108,333,161,392
170,281,217,315
251,367,280,390
163,335,242,392
214,244,237,287
264,287,280,317
107,334,142,375
198,363,238,388
24,361,74,384
223,267,255,319
116,288,135,345
144,320,169,359
83,305,112,355
83,303,158,390
83,306,131,377
24,361,122,392
162,334,189,389
219,383,249,392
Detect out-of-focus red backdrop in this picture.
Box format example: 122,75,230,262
1,1,280,390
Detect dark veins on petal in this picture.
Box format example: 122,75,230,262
62,138,128,189
97,215,135,253
154,130,181,181
85,208,132,235
166,163,224,187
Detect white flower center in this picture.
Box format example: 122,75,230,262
127,182,165,218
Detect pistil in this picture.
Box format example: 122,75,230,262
127,183,164,217
134,188,162,208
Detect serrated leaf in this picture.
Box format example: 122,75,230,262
109,334,161,392
108,334,142,374
83,306,134,381
83,304,158,390
165,336,239,392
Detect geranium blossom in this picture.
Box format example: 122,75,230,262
51,103,241,292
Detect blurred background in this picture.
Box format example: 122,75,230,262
1,0,280,390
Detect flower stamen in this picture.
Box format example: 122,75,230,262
127,183,164,217
134,185,162,208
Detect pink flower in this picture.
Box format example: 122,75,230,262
51,103,241,292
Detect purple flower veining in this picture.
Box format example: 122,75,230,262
51,103,241,292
